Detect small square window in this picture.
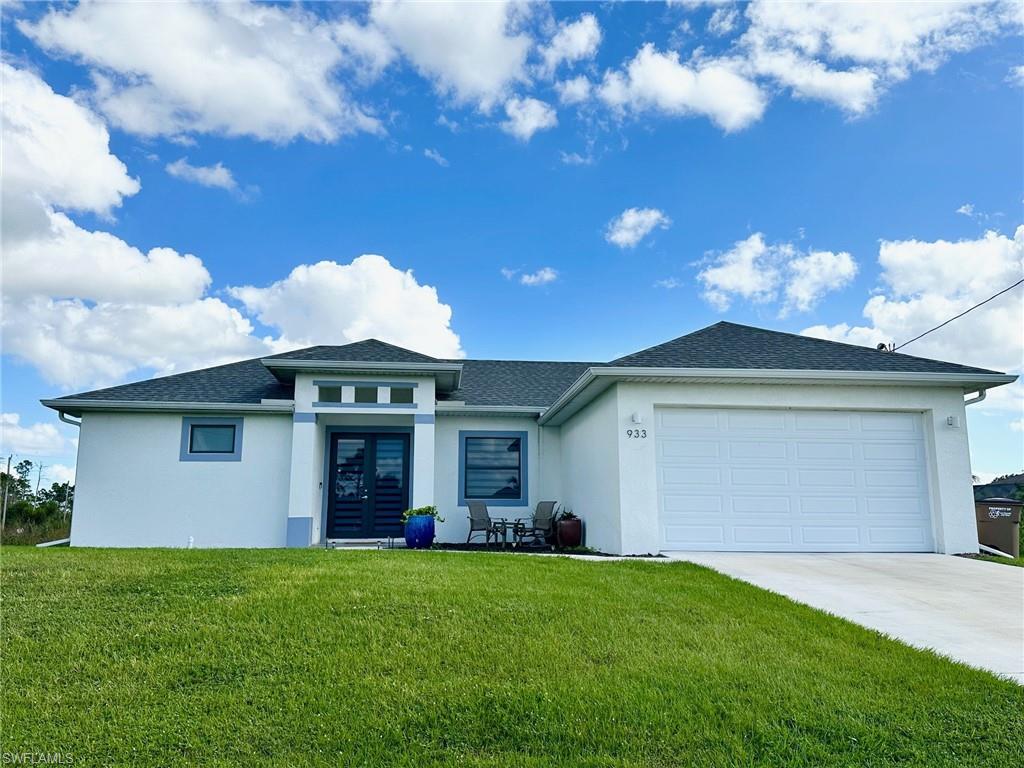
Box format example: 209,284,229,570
318,386,342,403
354,386,378,403
390,387,414,404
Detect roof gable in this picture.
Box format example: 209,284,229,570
264,338,441,364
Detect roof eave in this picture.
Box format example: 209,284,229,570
260,359,463,391
538,367,1017,426
40,399,295,418
435,403,546,417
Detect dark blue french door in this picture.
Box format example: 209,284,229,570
328,432,410,539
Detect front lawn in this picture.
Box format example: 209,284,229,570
979,554,1024,567
2,548,1021,766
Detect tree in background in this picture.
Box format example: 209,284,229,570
1,459,75,544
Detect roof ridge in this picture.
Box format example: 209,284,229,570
453,358,599,365
710,320,995,372
609,321,726,363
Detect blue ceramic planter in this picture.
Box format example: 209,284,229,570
404,515,435,549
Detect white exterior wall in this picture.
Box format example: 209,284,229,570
558,388,622,554
71,412,293,547
432,415,552,543
612,382,979,555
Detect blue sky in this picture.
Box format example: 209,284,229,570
2,1,1022,486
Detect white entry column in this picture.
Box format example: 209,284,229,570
412,414,436,509
286,413,318,547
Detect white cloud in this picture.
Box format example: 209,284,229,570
4,295,269,390
423,148,449,167
559,150,592,166
229,255,464,359
555,75,593,105
1,64,211,306
1008,65,1024,87
1010,419,1024,433
3,212,211,305
0,413,71,456
539,13,602,78
21,1,380,142
598,44,766,132
501,97,558,141
802,226,1024,411
1,63,467,390
47,464,77,485
655,277,684,289
740,0,1022,115
698,233,857,312
605,207,672,249
370,0,533,111
708,7,740,36
501,266,559,286
1,62,139,218
783,249,858,315
698,233,784,310
957,202,976,217
165,158,239,191
436,114,461,132
519,267,558,286
745,46,878,113
333,17,397,81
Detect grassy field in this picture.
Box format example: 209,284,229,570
979,554,1024,567
1,548,1021,767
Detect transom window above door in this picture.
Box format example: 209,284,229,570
458,430,528,507
313,381,418,408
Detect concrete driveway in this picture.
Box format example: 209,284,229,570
665,552,1024,685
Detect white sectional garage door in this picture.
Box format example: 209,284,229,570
656,407,934,552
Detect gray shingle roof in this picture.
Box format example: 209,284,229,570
46,321,1005,411
443,360,596,407
610,321,1001,375
265,339,440,364
47,358,293,404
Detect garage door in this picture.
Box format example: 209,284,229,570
656,407,934,552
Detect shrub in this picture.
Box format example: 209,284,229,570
401,506,445,524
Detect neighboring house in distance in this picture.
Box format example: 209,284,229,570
974,473,1024,501
42,322,1016,555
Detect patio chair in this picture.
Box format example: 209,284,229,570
466,501,505,546
514,501,557,549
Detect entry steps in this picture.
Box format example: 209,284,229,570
327,538,406,550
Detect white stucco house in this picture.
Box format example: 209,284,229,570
43,322,1015,555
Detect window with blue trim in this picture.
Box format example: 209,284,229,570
458,431,528,506
180,417,244,462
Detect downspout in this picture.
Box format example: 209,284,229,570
964,388,987,405
58,412,82,428
57,412,82,541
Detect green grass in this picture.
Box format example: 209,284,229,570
978,555,1024,567
2,549,1021,767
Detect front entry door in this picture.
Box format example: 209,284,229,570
328,432,411,539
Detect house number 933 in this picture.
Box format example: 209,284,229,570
625,428,647,439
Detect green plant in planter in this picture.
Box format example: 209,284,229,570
558,508,578,521
400,506,445,524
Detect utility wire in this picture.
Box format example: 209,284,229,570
893,278,1024,351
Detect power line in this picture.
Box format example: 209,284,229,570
893,278,1024,352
